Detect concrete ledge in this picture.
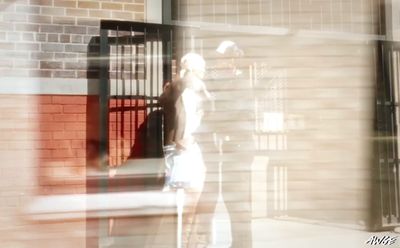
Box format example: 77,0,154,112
25,191,179,221
0,77,99,95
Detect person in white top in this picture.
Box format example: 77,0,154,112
159,52,211,246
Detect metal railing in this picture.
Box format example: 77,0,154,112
99,20,174,167
373,41,400,229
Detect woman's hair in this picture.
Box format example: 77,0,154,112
178,52,212,100
179,52,206,78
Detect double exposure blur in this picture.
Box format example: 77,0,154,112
0,0,399,248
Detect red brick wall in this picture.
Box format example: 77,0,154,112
0,95,149,195
37,95,87,195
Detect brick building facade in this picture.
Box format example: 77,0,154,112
0,0,399,247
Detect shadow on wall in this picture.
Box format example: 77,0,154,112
129,109,163,159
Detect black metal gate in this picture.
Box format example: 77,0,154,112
374,41,400,229
99,20,174,168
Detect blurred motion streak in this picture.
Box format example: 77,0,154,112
0,0,398,248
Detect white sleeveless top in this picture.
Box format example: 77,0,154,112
181,88,202,139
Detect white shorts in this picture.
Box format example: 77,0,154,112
167,143,206,191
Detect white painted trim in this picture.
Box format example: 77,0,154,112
386,0,394,40
295,30,385,42
172,20,290,36
26,191,178,220
386,0,400,41
172,20,386,41
0,77,99,95
0,77,163,96
394,0,400,41
146,0,162,24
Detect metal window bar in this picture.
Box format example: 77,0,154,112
99,20,175,167
130,27,133,155
374,41,400,229
116,26,119,166
99,28,110,170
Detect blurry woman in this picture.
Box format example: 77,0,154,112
159,52,210,246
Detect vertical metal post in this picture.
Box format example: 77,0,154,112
384,44,394,223
161,27,172,148
130,27,133,151
157,29,161,155
144,28,148,156
375,42,386,229
135,44,140,139
98,25,110,248
162,29,173,85
387,46,395,223
176,188,185,248
99,28,110,171
380,43,389,224
115,27,120,166
146,34,154,157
